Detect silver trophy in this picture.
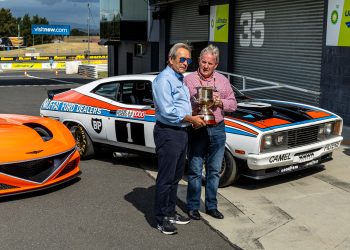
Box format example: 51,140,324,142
196,87,216,125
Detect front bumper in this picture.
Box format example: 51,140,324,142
242,153,332,180
246,136,343,171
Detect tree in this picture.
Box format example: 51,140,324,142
70,28,88,36
21,14,32,46
0,8,53,47
0,8,17,37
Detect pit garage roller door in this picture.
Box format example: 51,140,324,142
233,0,324,106
169,0,208,44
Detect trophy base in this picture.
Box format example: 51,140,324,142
202,114,216,125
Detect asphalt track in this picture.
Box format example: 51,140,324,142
0,71,236,250
2,70,350,250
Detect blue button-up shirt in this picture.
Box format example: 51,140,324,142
152,66,192,127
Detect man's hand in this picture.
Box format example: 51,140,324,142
213,94,223,108
183,115,206,129
191,115,206,129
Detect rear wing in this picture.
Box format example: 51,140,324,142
47,88,71,100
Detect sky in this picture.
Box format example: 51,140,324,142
0,0,100,30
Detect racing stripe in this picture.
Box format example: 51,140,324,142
235,117,291,129
306,111,332,119
224,119,258,135
54,90,115,110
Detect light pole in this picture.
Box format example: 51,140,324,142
17,23,20,50
87,3,90,64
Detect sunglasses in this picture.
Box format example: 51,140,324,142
179,57,192,65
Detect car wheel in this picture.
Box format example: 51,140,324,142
201,149,239,187
219,149,240,187
68,123,95,159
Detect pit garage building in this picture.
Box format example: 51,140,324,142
99,0,350,126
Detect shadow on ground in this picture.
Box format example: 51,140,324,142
343,147,350,156
0,177,81,203
124,184,188,228
232,165,326,190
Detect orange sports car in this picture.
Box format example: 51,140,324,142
0,114,80,197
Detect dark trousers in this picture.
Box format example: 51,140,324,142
153,122,188,224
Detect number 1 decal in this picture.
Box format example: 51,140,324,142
115,121,145,146
126,122,133,143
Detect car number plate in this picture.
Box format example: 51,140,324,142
294,152,315,163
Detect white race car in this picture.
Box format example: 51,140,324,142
40,74,343,187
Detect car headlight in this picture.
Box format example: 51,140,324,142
318,121,340,140
264,135,272,148
324,123,333,135
261,132,287,152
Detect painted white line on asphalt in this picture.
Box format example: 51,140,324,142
26,73,78,84
0,84,76,88
0,75,25,78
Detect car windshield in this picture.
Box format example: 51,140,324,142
231,85,248,100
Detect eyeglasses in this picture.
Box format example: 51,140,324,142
179,57,192,65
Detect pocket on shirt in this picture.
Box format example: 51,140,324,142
172,85,184,99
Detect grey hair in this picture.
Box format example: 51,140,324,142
200,44,220,64
168,42,192,60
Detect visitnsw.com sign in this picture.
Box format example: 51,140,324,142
31,25,70,36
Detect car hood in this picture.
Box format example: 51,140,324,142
0,115,75,163
225,99,337,131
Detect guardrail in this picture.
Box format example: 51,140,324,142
217,70,320,96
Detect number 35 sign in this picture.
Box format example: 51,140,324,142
240,11,265,47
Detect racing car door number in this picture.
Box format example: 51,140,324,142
115,121,145,146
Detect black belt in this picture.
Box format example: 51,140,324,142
206,121,224,127
156,121,190,131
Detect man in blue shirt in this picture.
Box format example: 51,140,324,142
152,43,206,235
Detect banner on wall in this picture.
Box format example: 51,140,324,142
209,4,229,43
326,0,350,46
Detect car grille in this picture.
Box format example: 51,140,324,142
0,149,75,183
0,183,18,190
56,158,79,178
288,125,319,148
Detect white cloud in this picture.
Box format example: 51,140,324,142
1,0,100,29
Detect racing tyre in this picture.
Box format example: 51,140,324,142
219,149,240,187
68,123,95,159
201,149,240,187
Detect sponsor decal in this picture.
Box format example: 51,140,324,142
324,141,340,151
269,153,291,163
280,159,320,174
304,159,319,166
91,118,102,133
115,109,145,119
280,165,299,173
41,100,102,115
297,152,315,163
41,100,145,120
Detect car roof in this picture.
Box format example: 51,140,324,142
75,74,158,92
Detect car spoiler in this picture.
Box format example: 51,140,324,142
47,88,71,100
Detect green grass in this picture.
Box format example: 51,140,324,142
0,42,107,57
98,71,108,79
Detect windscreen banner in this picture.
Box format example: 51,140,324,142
31,25,71,36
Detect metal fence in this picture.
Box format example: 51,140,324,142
217,70,321,106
